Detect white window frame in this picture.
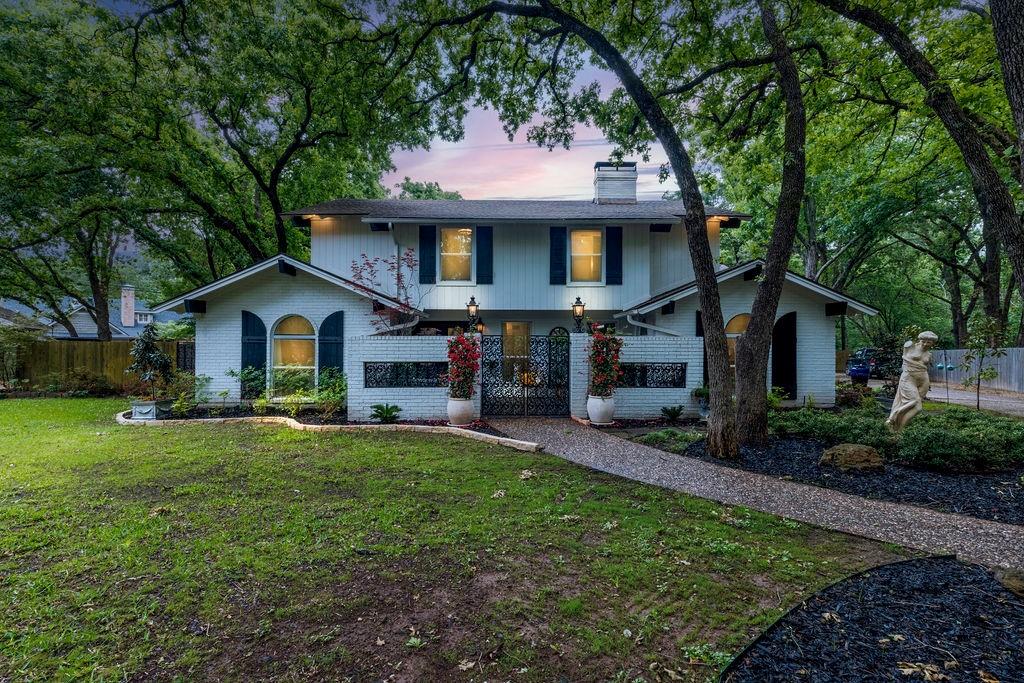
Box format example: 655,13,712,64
569,226,605,285
135,312,154,324
269,315,318,397
438,226,475,285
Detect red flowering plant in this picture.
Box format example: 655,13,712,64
445,332,481,399
588,328,623,397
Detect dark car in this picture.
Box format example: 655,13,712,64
845,347,882,383
843,348,884,378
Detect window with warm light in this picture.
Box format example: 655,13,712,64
272,315,315,396
725,313,751,370
440,227,473,281
570,228,602,282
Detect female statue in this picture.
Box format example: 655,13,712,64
886,331,939,431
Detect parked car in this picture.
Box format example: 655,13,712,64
846,356,871,385
846,347,884,379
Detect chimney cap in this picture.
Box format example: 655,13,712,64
593,161,637,169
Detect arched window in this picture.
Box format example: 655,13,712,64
272,315,315,396
725,313,751,371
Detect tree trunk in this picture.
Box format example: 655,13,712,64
817,0,1024,307
981,221,1003,325
803,195,819,279
991,0,1024,183
942,265,968,346
734,0,807,446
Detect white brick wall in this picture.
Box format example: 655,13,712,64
570,334,704,419
650,277,838,406
346,335,481,421
194,269,379,399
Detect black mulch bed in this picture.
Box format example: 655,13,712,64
682,437,1024,525
134,409,509,438
592,417,706,430
724,557,1024,682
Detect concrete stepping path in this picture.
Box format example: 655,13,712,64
489,418,1024,569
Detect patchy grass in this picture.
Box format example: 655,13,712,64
635,428,705,455
0,399,908,681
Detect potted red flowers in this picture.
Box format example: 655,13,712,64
445,332,481,426
587,328,623,424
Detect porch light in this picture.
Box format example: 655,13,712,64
572,297,586,333
466,296,480,329
475,318,485,334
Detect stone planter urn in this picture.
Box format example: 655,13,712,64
587,394,615,425
447,397,474,426
130,399,173,420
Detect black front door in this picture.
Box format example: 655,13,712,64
481,335,570,416
771,312,798,399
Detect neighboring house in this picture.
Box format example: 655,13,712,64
154,162,876,419
1,286,182,340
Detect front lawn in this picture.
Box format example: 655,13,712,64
0,399,906,681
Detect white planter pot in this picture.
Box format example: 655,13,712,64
587,394,615,425
447,397,474,426
131,399,173,420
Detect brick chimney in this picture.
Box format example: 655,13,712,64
120,285,136,328
593,161,638,204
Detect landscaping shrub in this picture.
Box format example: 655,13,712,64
41,369,118,397
315,367,347,417
835,381,872,408
660,405,685,422
768,407,895,453
897,407,1024,472
370,403,401,423
769,405,1024,473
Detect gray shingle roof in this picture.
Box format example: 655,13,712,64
282,198,749,222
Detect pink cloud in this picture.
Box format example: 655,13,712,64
385,80,674,200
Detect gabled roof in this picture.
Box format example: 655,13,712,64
281,198,750,223
151,254,423,315
617,260,878,317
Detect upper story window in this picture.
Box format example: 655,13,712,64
440,227,473,281
135,312,153,324
570,228,602,282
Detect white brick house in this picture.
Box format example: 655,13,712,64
153,162,876,419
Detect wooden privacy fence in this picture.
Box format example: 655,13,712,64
16,340,195,389
928,347,1024,393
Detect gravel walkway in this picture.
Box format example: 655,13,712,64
489,418,1024,569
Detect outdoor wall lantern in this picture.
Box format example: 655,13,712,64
475,318,485,334
572,297,586,333
466,296,480,330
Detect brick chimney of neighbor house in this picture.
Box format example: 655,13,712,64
593,161,638,204
120,285,136,328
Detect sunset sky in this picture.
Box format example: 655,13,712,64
383,68,674,201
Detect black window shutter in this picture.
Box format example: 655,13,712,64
476,226,493,284
319,311,345,372
241,311,267,370
418,225,436,284
550,226,567,285
606,226,623,285
695,310,704,337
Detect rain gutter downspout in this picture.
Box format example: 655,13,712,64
626,313,680,336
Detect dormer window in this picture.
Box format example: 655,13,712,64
440,227,473,281
135,312,153,324
570,228,602,282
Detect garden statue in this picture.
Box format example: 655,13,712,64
886,330,939,431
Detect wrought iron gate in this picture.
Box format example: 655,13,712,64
481,335,570,416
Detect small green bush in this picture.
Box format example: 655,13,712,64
42,369,118,397
897,407,1024,472
315,367,348,417
370,403,401,424
769,407,895,453
660,405,685,422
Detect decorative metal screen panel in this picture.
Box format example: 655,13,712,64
364,362,448,388
618,362,687,388
481,335,570,416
